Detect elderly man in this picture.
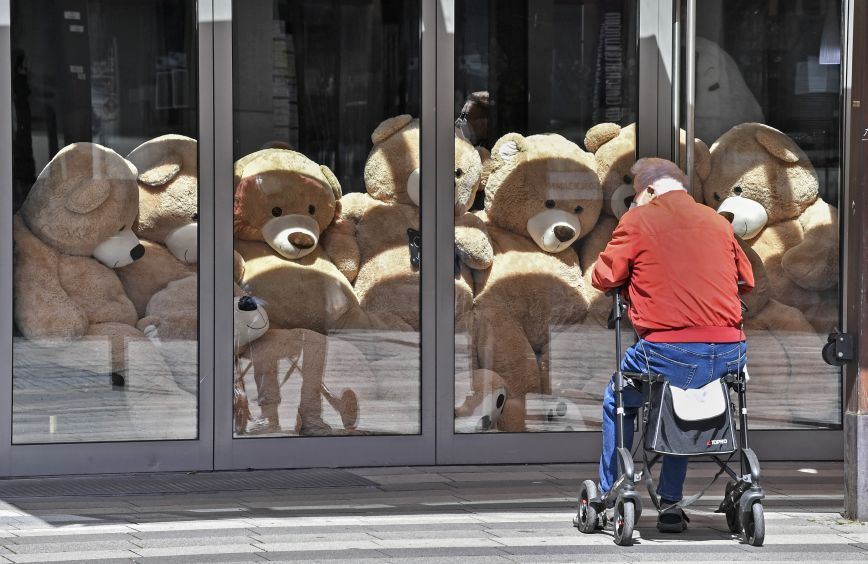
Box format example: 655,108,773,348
592,158,755,532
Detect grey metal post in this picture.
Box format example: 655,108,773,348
684,0,696,197
671,0,681,167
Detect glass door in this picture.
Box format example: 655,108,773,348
674,0,843,454
1,0,214,475
212,0,437,469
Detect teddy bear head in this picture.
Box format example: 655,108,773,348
234,294,270,349
484,132,602,253
454,135,484,216
233,149,342,260
702,123,819,240
364,115,421,206
127,135,198,264
20,142,144,268
584,123,711,219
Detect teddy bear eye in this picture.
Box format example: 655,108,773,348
118,225,125,232
623,175,632,184
272,207,282,217
709,82,720,91
545,200,556,209
713,192,721,202
455,168,464,178
574,205,584,214
308,205,316,215
733,186,743,195
191,212,199,221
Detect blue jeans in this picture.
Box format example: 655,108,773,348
598,340,746,502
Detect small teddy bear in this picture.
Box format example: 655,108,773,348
472,132,603,431
702,122,838,333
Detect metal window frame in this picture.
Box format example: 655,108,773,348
0,0,215,476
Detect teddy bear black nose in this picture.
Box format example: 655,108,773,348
553,225,575,242
288,232,315,249
238,296,258,312
130,244,145,261
719,211,735,223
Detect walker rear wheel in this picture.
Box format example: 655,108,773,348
573,480,599,534
613,498,635,546
724,481,740,533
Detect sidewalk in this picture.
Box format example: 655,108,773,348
0,462,864,563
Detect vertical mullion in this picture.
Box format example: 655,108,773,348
0,0,13,474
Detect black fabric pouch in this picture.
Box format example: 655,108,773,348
644,377,737,456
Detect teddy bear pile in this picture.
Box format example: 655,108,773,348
11,140,196,441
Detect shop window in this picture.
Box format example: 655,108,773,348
9,0,200,443
231,0,423,437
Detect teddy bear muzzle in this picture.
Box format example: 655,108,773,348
406,168,421,207
92,227,145,268
234,296,270,348
165,222,199,264
716,195,769,240
526,209,582,253
260,214,320,260
611,183,635,219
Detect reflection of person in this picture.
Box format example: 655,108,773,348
455,90,490,146
591,158,754,532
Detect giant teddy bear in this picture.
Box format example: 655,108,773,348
330,114,493,333
702,122,838,333
117,135,198,318
471,132,603,432
12,142,173,391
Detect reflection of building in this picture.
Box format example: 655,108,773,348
1,0,866,522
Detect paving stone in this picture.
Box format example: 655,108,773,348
4,551,138,563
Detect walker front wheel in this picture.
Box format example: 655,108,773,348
574,480,599,534
724,481,740,533
613,498,635,546
743,502,765,547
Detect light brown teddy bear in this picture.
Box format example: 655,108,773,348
233,148,372,333
579,123,712,326
702,122,838,333
13,142,164,386
331,115,492,331
472,132,603,432
117,135,198,318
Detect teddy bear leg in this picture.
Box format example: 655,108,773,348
248,348,283,434
473,310,541,432
86,322,174,392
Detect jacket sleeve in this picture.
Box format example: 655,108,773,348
733,234,755,294
591,219,635,292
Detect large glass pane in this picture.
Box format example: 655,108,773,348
453,0,639,433
231,0,422,437
683,0,842,429
10,0,200,442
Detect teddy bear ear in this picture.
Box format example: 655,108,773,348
137,153,183,187
65,178,114,215
754,127,801,163
320,165,342,200
492,133,527,166
371,114,414,145
584,123,621,153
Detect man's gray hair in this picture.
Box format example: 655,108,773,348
631,157,688,193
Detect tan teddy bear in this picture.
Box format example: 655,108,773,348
12,142,170,389
702,122,838,333
331,115,492,332
472,132,602,432
117,135,198,318
233,148,373,333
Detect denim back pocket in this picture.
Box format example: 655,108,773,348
645,348,699,388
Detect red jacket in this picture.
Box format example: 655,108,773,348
592,190,754,342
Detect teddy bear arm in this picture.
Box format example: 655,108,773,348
454,213,494,270
781,200,838,291
12,215,89,339
322,220,361,283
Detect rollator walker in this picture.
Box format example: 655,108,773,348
573,287,765,546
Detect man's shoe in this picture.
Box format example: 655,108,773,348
657,504,689,533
